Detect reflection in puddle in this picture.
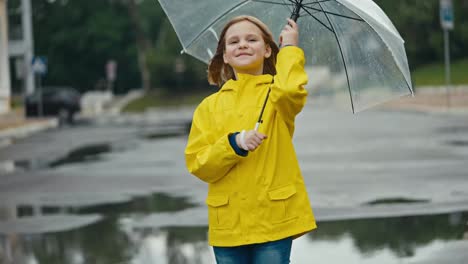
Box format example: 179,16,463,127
307,213,467,258
447,140,468,147
78,193,197,215
49,143,112,167
2,141,136,174
1,194,467,264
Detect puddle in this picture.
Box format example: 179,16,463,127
2,144,114,173
1,191,467,264
437,126,468,134
2,142,136,174
49,143,112,167
309,213,467,258
447,140,468,147
15,159,48,171
0,159,50,174
140,124,191,140
364,197,430,205
77,193,197,215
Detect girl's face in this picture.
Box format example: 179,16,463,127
223,21,272,76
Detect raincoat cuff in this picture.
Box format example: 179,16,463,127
228,132,248,157
280,44,295,49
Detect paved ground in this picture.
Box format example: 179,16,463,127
1,92,468,264
383,87,468,113
1,87,468,140
0,109,57,147
1,102,467,217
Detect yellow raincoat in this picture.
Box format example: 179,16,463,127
185,46,316,247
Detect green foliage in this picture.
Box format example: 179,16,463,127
29,0,208,95
25,0,468,95
122,90,212,113
147,19,207,93
11,95,23,109
32,0,139,93
375,0,468,68
412,58,468,86
122,91,163,113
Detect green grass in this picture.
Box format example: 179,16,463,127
412,58,468,87
123,58,468,112
122,90,213,113
11,95,24,109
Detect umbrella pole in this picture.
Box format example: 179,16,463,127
290,0,303,22
255,1,303,131
315,0,355,113
255,0,303,131
255,88,271,131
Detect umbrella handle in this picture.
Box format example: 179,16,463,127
254,122,261,131
255,88,271,131
290,1,302,22
290,12,300,22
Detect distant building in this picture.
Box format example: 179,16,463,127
0,0,34,114
0,0,11,114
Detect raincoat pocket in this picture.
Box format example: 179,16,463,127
206,195,234,230
268,184,298,224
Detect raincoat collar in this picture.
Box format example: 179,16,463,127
220,73,273,91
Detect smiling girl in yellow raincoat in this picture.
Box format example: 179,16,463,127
185,15,316,264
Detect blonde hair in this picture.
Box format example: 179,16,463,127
207,16,279,87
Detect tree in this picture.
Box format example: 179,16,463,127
375,0,468,68
32,0,140,93
28,0,467,95
123,0,152,92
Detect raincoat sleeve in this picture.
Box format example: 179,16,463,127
270,46,308,134
185,100,243,183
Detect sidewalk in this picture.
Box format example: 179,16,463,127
382,86,468,113
0,109,58,146
1,88,467,146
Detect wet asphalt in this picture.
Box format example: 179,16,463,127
0,104,467,263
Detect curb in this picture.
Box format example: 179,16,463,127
0,118,58,142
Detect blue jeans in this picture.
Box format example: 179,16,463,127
213,237,292,264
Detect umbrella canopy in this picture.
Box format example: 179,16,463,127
157,0,413,112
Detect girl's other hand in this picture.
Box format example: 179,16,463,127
236,130,268,151
279,18,299,48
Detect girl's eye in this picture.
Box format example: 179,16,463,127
248,39,257,42
228,40,238,45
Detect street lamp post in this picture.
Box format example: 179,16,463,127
440,0,454,109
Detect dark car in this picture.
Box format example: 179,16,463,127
25,86,81,124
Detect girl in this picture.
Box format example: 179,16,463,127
185,15,316,264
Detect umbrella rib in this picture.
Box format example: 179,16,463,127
302,0,334,6
315,0,356,113
184,0,251,51
313,1,413,99
251,0,297,14
251,0,294,6
281,0,295,13
302,5,364,22
300,6,334,33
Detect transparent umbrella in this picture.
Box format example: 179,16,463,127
156,0,414,113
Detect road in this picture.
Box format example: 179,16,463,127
1,105,468,219
0,104,467,263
